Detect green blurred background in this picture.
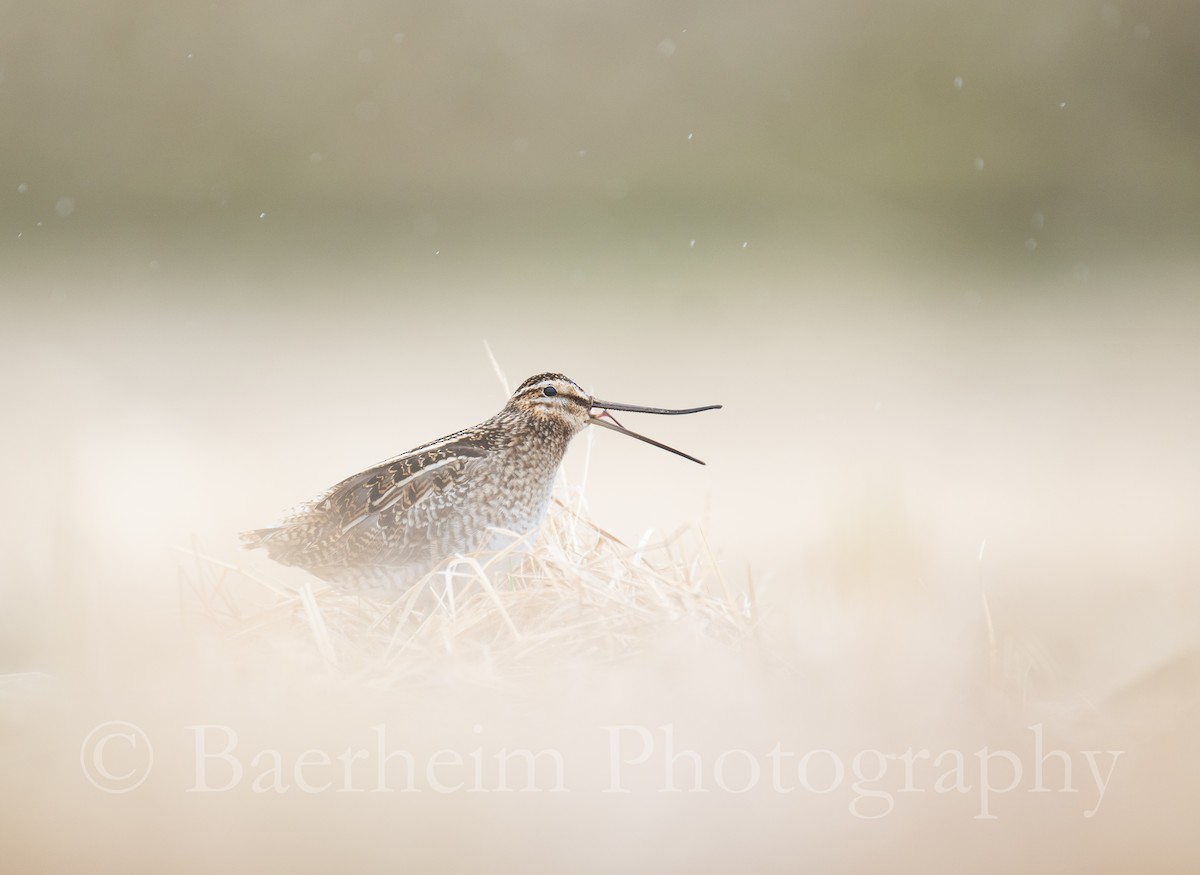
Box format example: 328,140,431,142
6,0,1199,289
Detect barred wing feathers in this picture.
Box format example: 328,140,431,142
240,431,494,575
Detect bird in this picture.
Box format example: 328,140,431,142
241,373,720,587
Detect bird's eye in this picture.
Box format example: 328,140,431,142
542,386,557,397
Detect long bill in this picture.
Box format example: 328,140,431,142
587,416,708,465
590,399,723,416
586,400,722,465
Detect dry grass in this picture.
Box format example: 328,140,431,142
179,494,754,688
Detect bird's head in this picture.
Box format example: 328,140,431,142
505,372,721,464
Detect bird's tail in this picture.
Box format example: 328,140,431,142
239,526,282,550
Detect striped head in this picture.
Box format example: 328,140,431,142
506,373,594,437
504,373,722,465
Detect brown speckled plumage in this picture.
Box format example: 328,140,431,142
241,373,720,587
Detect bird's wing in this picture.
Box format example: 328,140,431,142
242,432,493,570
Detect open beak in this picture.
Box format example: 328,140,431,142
587,398,722,465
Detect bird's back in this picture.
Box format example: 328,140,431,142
241,417,568,586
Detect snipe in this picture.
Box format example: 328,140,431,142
241,373,720,586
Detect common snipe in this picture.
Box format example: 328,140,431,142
241,373,720,586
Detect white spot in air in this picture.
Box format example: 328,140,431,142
953,76,963,90
873,400,882,411
689,239,696,248
17,183,28,194
577,149,587,158
657,38,676,57
186,53,194,60
1032,211,1045,230
687,132,694,141
1025,238,1037,252
978,540,987,561
741,241,748,249
259,212,266,219
434,250,441,255
392,32,405,44
1059,102,1067,108
309,151,322,163
55,197,76,217
973,157,985,171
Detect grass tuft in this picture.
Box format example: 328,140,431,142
179,494,754,687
